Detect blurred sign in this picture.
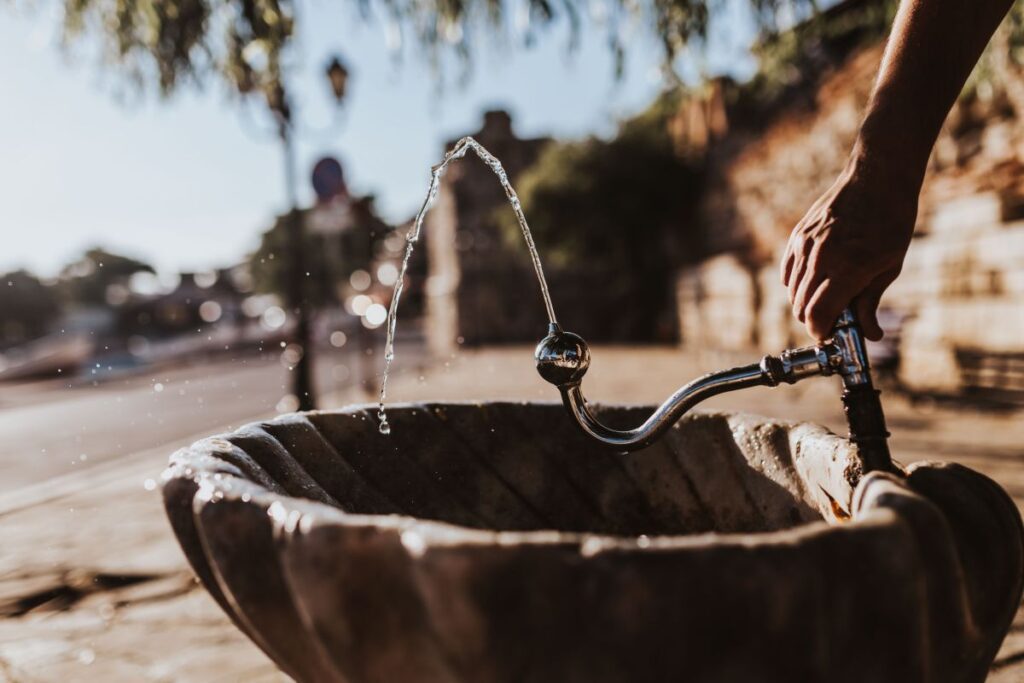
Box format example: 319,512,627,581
309,156,353,235
312,157,346,202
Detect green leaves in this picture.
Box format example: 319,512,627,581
59,0,293,96
0,271,61,347
51,0,824,97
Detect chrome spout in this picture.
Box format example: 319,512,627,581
558,360,772,450
536,309,895,473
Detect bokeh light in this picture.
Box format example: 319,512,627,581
199,301,223,323
363,303,387,328
261,306,287,330
349,269,372,291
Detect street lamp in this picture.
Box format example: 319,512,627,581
264,54,349,412
326,57,349,103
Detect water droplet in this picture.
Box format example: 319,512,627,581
401,529,426,556
580,537,604,557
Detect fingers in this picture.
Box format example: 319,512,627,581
851,268,900,341
787,237,813,312
802,266,897,341
803,277,856,341
853,292,883,341
791,243,826,323
780,166,914,341
780,226,804,287
780,249,795,287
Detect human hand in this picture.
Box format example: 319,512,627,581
781,157,918,341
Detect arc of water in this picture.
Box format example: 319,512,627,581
376,137,559,435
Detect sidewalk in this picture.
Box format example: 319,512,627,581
2,346,1023,681
0,432,288,681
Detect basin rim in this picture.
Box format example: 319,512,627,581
165,401,881,554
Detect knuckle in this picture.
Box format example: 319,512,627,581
807,297,837,324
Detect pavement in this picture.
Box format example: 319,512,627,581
2,344,1024,681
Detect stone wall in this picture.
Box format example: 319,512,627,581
680,38,1024,401
889,178,1024,396
699,46,885,260
676,254,760,351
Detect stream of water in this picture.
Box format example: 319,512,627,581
377,137,558,435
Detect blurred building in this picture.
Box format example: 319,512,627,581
118,270,245,339
678,0,1024,403
424,110,551,356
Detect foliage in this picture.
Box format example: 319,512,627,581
59,0,294,96
0,271,62,347
51,0,821,97
499,91,703,338
507,92,701,264
38,0,1024,112
965,1,1024,103
739,0,1024,114
57,247,155,307
737,0,898,113
249,199,391,305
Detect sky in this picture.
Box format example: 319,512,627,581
0,0,759,278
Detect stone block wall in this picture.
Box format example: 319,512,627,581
888,195,1024,396
679,36,1024,400
676,254,762,351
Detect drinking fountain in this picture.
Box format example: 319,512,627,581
161,137,1023,680
162,314,1024,681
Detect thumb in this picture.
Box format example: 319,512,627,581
853,293,883,341
803,270,874,341
852,268,899,341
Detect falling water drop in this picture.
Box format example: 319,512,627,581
377,410,392,435
377,137,559,434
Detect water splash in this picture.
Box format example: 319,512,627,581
377,137,558,435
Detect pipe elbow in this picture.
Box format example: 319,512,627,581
557,362,771,452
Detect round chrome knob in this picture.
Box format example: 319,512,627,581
535,325,590,387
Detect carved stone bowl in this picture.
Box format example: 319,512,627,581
162,402,1023,683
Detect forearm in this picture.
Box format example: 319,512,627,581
853,0,1014,191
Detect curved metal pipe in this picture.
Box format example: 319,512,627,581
558,361,771,450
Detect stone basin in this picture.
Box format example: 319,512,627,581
162,402,1023,683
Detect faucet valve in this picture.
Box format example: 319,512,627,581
767,344,834,385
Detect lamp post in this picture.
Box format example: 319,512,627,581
264,55,349,411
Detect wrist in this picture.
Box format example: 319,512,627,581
850,111,930,197
833,144,921,241
843,138,924,212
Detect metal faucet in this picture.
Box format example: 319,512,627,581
535,308,896,474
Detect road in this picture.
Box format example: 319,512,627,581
0,342,427,496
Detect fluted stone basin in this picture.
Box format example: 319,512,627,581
162,402,1023,683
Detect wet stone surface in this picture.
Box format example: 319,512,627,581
168,400,1022,682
